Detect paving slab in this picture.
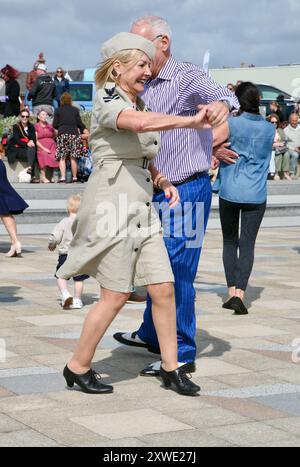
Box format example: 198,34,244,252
71,409,194,440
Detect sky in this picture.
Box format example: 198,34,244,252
0,0,299,72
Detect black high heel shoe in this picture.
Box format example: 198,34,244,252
160,366,200,396
63,365,113,394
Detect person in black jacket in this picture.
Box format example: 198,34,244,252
27,64,56,122
0,64,20,117
6,110,39,183
53,92,88,183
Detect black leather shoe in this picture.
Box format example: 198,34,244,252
222,297,236,310
223,297,248,315
113,331,161,355
140,361,196,377
63,365,113,394
231,297,248,315
160,366,200,396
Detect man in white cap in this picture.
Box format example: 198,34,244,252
28,63,56,122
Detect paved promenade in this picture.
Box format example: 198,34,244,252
0,227,299,447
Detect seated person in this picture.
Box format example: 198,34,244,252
6,110,39,182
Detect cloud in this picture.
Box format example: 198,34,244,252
0,0,299,71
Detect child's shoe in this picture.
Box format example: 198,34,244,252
61,290,73,309
72,298,83,309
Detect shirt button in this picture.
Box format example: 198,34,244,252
134,248,139,252
154,140,158,145
146,178,151,182
137,223,141,229
146,202,150,207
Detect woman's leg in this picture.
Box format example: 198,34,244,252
59,159,66,180
68,287,130,374
146,282,178,372
282,151,292,180
27,147,37,173
1,215,18,244
40,168,50,183
219,198,240,298
74,281,84,299
70,157,78,180
275,154,282,178
236,202,266,294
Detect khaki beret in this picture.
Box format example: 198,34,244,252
101,32,155,61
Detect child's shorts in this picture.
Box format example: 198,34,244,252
55,254,89,282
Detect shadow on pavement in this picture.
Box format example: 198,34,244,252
0,286,23,303
91,329,231,385
215,283,264,309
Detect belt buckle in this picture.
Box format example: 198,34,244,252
142,158,149,169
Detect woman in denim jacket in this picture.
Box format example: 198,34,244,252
213,82,275,315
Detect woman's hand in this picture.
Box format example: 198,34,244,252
193,106,211,130
160,179,180,208
27,140,35,148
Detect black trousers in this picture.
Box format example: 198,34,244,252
7,146,37,172
219,197,266,291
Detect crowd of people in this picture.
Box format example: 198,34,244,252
0,55,89,184
0,16,299,397
226,82,300,181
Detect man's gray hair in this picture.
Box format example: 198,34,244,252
131,15,172,40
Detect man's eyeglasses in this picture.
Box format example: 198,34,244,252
151,34,163,42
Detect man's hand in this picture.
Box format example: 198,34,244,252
198,101,229,127
213,143,239,165
48,244,56,251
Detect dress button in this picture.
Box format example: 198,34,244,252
154,140,158,145
146,178,150,182
134,248,139,252
146,202,150,207
137,223,141,229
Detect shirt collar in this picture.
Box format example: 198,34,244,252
155,56,178,81
241,112,264,121
288,124,300,131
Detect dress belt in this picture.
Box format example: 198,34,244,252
98,157,151,170
172,171,208,186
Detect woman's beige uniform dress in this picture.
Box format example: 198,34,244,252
57,84,174,292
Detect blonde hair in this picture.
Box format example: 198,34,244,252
67,194,82,214
95,49,145,89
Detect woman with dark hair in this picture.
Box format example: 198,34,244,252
53,92,88,183
6,110,39,183
213,82,275,315
0,64,20,118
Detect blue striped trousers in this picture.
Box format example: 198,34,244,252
137,174,212,363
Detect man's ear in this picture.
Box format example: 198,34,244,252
161,35,171,52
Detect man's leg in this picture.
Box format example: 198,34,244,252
289,150,299,177
137,175,212,363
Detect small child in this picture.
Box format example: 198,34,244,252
48,194,89,309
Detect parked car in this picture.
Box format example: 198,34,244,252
68,81,96,111
24,81,96,112
256,83,299,121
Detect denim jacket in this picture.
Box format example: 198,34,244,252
213,113,275,204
